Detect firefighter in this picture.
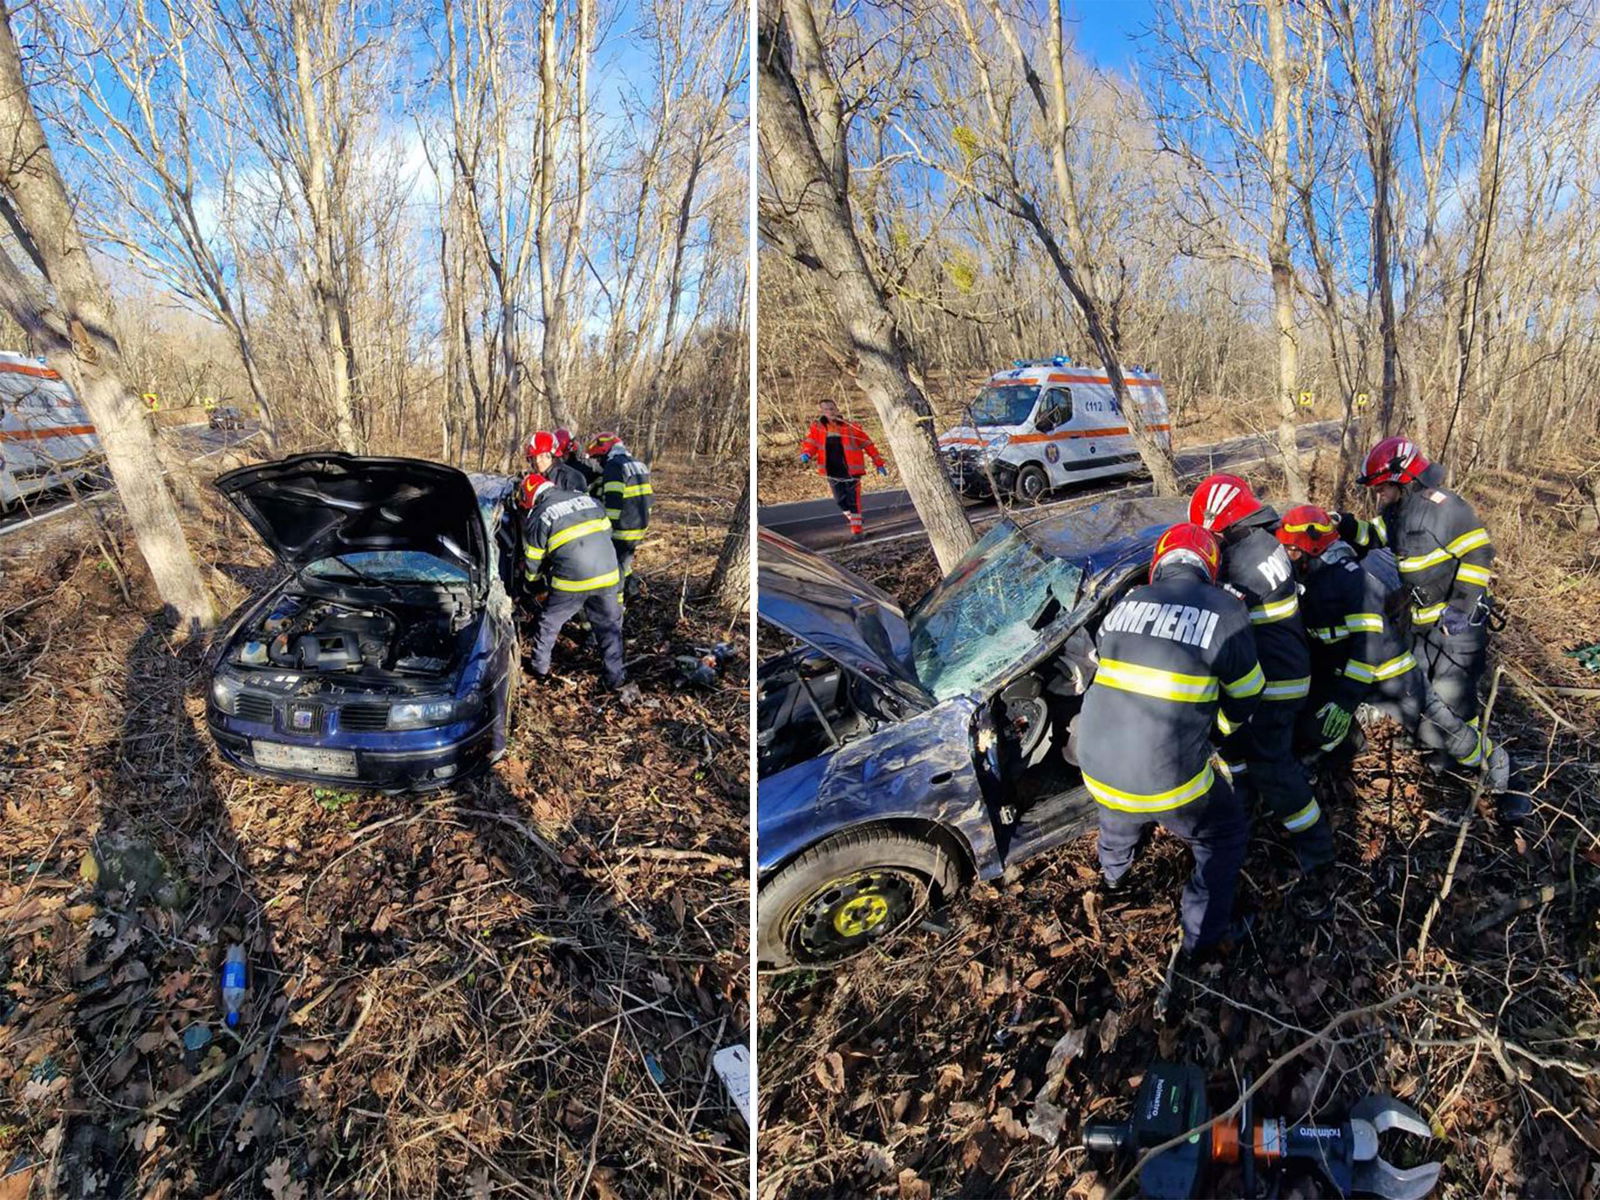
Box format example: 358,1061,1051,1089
555,428,599,489
1278,506,1513,808
526,430,587,493
799,400,886,537
1338,437,1523,818
520,473,638,704
587,433,652,600
1189,474,1332,908
1078,522,1261,961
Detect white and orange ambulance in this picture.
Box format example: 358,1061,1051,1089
938,358,1171,502
0,352,102,505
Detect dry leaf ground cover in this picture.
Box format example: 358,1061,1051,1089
756,450,1600,1199
0,456,749,1199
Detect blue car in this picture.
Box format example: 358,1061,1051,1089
206,454,522,792
756,495,1185,966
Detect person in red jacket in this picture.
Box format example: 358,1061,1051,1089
799,400,887,536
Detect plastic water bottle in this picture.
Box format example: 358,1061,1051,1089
221,944,247,1028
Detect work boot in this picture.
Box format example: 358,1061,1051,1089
1423,748,1453,776
1288,865,1336,923
1101,871,1128,897
1495,788,1533,826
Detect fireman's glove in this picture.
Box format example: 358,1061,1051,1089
1315,701,1352,749
876,465,888,476
1439,605,1472,636
799,454,811,466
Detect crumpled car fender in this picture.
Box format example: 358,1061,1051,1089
757,695,1001,879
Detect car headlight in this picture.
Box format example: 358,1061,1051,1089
986,433,1011,451
212,674,243,715
387,699,457,730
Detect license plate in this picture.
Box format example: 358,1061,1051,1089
251,740,358,779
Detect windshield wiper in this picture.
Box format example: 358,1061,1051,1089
323,556,387,587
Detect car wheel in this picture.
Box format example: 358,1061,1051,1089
1015,464,1049,505
757,828,961,968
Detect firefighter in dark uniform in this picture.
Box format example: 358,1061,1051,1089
526,430,588,493
555,428,599,489
1338,437,1523,819
588,432,652,600
520,474,637,702
1079,522,1262,960
1189,474,1332,911
1277,505,1509,796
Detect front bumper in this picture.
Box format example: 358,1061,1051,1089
944,449,1014,496
207,717,499,792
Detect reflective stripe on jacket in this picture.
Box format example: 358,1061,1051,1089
1078,565,1262,813
799,418,883,477
523,488,620,593
600,448,652,543
1219,509,1311,703
1301,542,1416,709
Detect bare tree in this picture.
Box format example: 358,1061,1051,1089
760,0,976,571
0,4,215,629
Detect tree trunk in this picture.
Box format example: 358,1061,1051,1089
709,473,750,612
760,2,976,572
1266,0,1306,500
290,0,360,453
0,7,215,631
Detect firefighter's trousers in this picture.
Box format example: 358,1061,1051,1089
530,588,626,689
1369,667,1482,765
613,541,640,601
1221,698,1333,872
1414,620,1488,726
1096,775,1248,952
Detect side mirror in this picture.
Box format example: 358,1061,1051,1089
1036,416,1055,433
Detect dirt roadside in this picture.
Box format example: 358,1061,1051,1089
756,450,1600,1199
0,455,750,1198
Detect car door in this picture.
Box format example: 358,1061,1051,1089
1036,386,1075,486
758,692,1002,881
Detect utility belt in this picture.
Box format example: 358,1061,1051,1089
1409,590,1500,632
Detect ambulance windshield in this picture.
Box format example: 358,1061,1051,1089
969,384,1038,427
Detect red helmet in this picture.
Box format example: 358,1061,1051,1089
1188,473,1263,533
1151,522,1221,583
553,428,574,455
1359,435,1429,487
1276,504,1339,556
525,430,557,462
587,432,621,457
518,472,551,509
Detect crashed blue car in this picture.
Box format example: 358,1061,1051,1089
206,454,522,792
757,496,1185,966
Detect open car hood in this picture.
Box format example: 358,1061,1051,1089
215,454,490,593
757,529,932,710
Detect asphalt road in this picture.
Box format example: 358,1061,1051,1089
0,420,262,539
758,420,1342,552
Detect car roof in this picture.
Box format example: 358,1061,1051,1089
1009,495,1187,580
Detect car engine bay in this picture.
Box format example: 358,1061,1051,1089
228,593,472,679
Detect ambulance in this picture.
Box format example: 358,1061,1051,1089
0,352,102,506
937,358,1171,502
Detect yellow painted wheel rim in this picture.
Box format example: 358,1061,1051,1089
833,891,890,937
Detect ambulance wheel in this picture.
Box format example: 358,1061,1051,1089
1015,464,1049,504
758,828,960,968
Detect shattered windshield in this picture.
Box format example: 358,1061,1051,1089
969,384,1037,427
908,521,1083,700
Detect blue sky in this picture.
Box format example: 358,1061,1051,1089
1063,0,1153,74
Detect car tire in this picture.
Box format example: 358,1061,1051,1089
1015,463,1049,505
757,827,961,969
